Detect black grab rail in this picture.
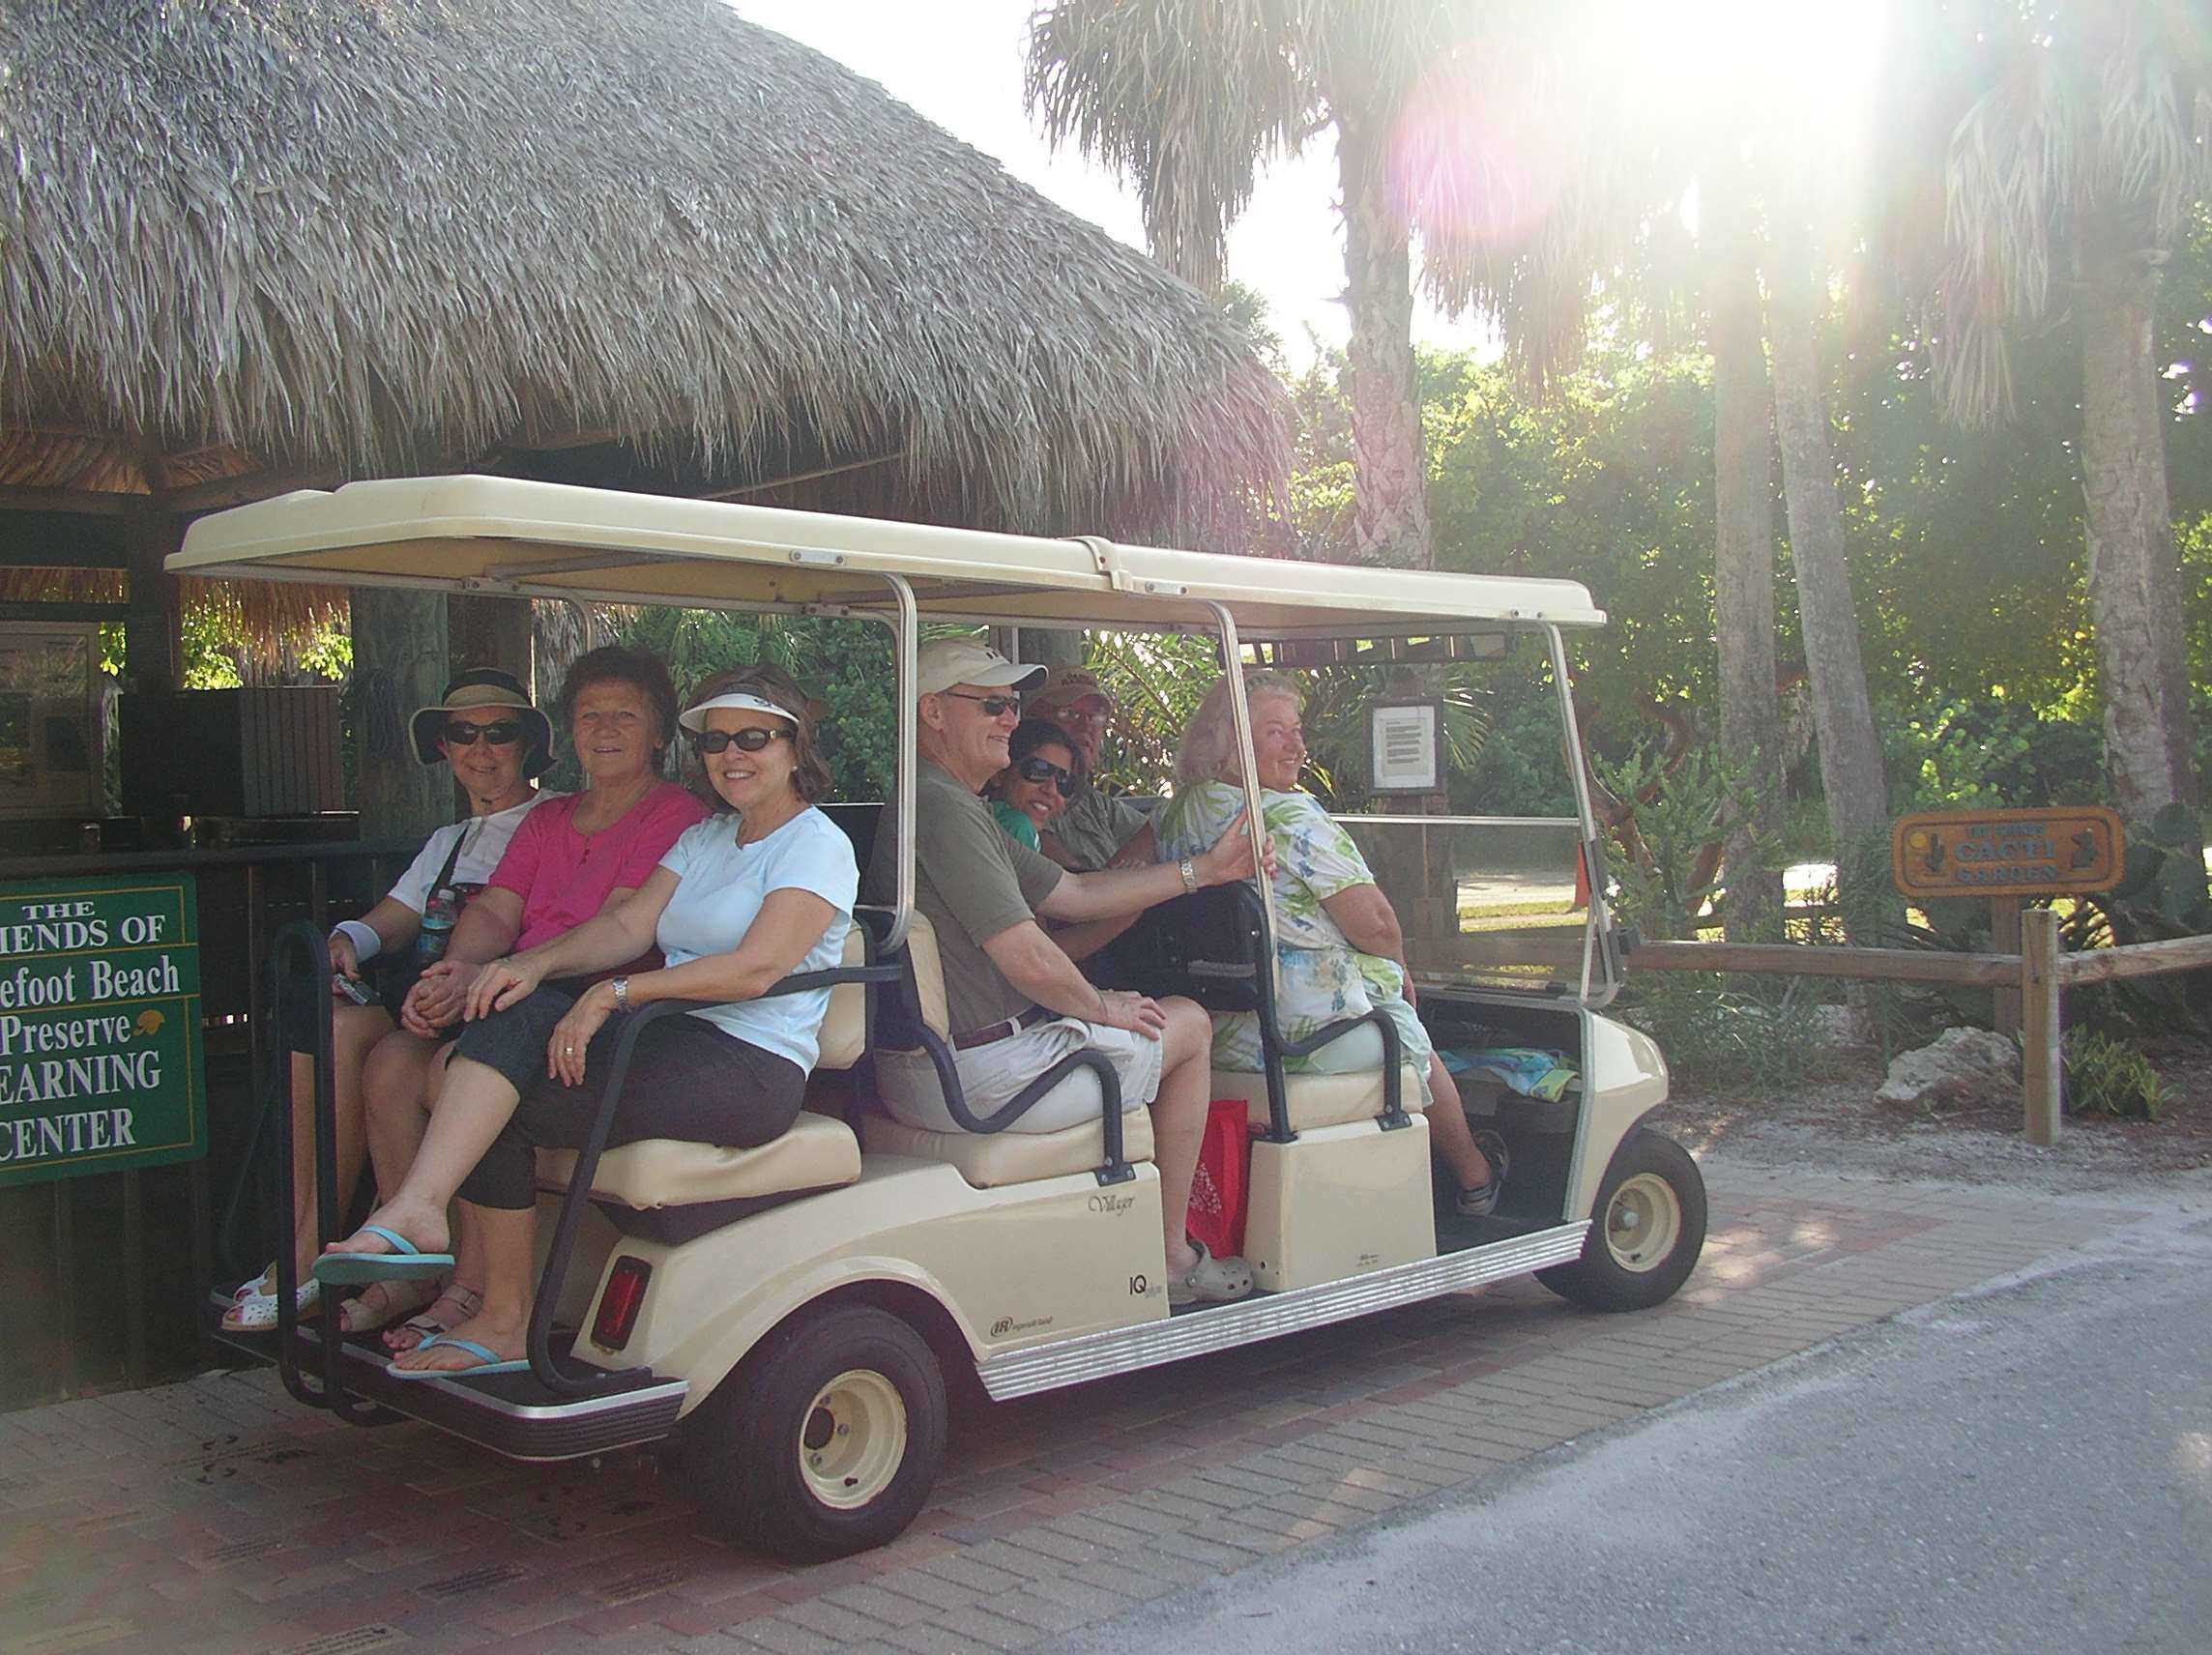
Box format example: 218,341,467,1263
266,919,399,1426
1099,882,1406,1144
260,920,899,1409
872,918,1135,1187
522,957,901,1399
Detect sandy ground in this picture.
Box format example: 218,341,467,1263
1657,1031,2212,1193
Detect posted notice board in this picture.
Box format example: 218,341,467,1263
0,875,205,1188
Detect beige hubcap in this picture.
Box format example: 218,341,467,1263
800,1368,907,1510
1603,1172,1682,1273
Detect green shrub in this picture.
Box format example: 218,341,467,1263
2060,1030,2173,1120
1596,740,1773,942
1622,973,1830,1093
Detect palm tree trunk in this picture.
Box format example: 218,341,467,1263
1764,234,1892,941
1708,206,1787,940
1336,103,1431,570
2077,239,2205,878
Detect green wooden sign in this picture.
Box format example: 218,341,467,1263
0,875,205,1188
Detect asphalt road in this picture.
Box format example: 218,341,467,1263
1046,1210,2212,1654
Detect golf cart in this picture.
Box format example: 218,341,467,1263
187,476,1702,1560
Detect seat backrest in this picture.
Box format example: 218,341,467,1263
896,911,951,1041
819,801,883,873
815,928,870,1071
1099,883,1266,1014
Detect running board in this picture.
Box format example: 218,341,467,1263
209,1306,687,1461
977,1221,1590,1400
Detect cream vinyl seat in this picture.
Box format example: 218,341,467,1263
533,931,869,1209
1208,1064,1427,1133
863,913,1153,1188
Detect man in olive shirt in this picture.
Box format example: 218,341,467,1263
867,638,1263,1305
1027,666,1150,870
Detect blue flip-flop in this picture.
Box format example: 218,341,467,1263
311,1224,455,1286
386,1334,531,1381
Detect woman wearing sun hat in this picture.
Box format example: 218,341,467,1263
220,666,561,1333
322,664,859,1379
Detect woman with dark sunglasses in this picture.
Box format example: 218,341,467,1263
334,647,708,1348
324,665,859,1379
986,717,1083,851
220,668,562,1333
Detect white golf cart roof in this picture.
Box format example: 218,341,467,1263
171,475,1605,636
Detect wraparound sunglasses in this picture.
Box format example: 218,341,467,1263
1015,756,1075,798
443,720,525,746
686,727,793,754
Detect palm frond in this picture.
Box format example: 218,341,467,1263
1027,0,1314,292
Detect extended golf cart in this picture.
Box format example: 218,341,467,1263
188,477,1702,1561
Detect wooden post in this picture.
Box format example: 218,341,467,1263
2021,906,2061,1147
351,589,451,839
1990,895,2023,1036
451,593,534,682
121,508,184,695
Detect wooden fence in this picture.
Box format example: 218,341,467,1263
1638,918,2212,1144
1416,920,2212,1144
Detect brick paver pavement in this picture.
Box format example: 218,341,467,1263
0,1163,2163,1655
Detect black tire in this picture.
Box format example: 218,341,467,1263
681,1302,946,1562
1537,1127,1706,1312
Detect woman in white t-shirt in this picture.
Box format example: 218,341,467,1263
221,668,559,1333
317,665,859,1379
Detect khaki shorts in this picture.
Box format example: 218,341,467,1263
878,1015,1164,1135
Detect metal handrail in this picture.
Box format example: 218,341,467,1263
525,956,902,1398
266,919,393,1426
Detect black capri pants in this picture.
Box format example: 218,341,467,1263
448,985,806,1209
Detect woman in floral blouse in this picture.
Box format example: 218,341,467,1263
1154,671,1505,1216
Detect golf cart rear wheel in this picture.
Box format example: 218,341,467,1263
1538,1128,1705,1312
683,1302,946,1562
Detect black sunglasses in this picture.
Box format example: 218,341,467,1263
687,727,792,754
444,720,525,746
1015,756,1074,798
943,691,1019,717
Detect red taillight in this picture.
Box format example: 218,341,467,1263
591,1256,653,1351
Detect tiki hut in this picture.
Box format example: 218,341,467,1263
0,0,1291,827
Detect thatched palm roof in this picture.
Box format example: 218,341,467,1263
0,0,1289,543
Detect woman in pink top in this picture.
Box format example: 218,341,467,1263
344,647,708,1344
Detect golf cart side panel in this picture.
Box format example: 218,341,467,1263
1568,1014,1670,1219
568,1157,1166,1405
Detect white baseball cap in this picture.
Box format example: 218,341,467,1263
917,638,1047,699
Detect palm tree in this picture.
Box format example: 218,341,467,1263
1027,0,1460,568
1420,54,1807,938
1764,214,1893,920
1419,10,1907,942
1918,0,2209,869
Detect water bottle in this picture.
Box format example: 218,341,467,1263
417,887,458,966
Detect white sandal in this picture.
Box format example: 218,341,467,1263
231,1263,277,1302
220,1279,319,1332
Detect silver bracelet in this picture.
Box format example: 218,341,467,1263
610,975,630,1013
1178,857,1199,894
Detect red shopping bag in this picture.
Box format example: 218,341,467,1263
1184,1098,1251,1261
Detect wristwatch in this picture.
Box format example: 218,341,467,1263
1178,857,1199,894
610,975,631,1013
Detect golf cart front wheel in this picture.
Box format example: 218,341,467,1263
1538,1127,1706,1312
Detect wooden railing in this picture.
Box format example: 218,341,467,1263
1412,919,2212,1145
